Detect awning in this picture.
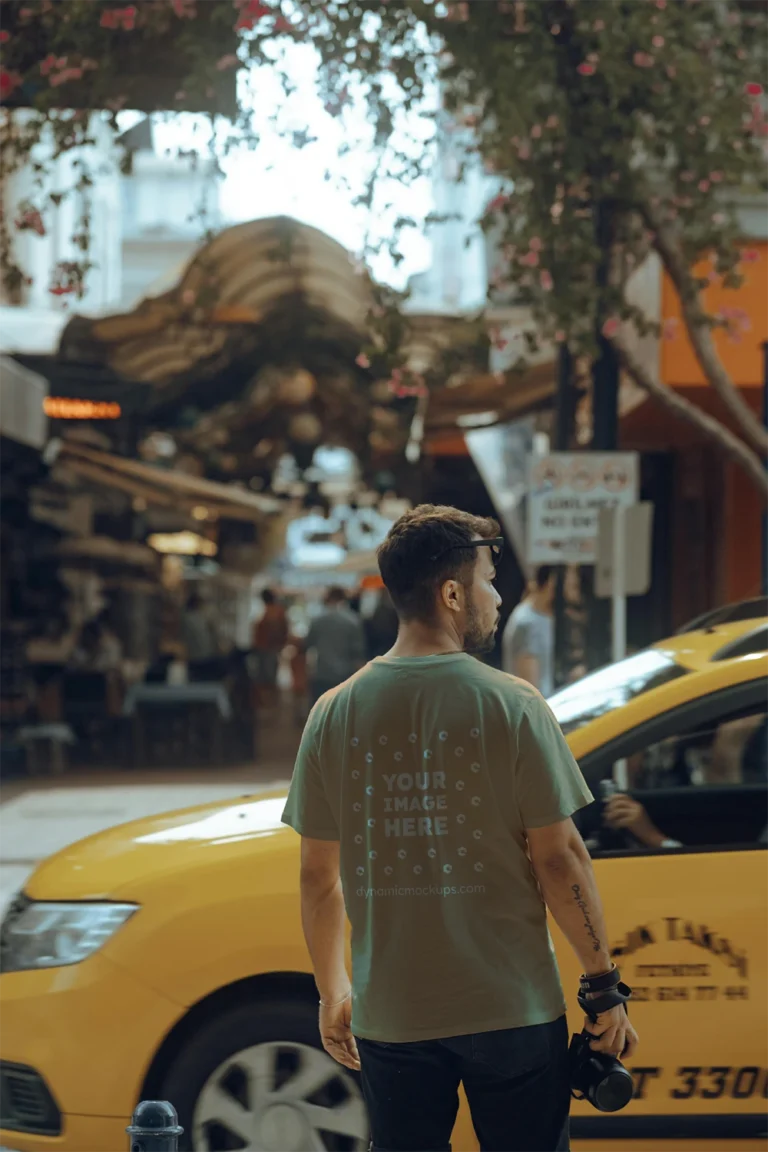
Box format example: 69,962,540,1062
57,216,372,388
56,441,281,521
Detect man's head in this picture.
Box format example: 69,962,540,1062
325,586,347,607
377,504,503,653
530,565,556,609
262,588,276,606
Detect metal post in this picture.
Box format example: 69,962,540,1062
611,504,627,664
127,1101,183,1152
762,341,768,595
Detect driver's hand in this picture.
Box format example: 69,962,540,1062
584,1004,639,1059
604,793,664,848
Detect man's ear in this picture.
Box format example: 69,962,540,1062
440,578,463,614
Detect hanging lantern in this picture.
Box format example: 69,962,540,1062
289,412,323,444
278,368,317,406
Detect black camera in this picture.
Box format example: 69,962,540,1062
569,1030,634,1112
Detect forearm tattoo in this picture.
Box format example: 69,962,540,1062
572,883,601,952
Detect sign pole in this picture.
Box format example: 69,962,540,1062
611,504,627,664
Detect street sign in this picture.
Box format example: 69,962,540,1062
595,503,654,599
527,452,639,565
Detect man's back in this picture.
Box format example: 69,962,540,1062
307,605,365,684
283,651,591,1042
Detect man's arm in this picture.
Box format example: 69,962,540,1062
514,652,540,689
299,838,360,1070
527,816,638,1058
299,837,350,1003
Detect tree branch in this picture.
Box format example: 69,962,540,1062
642,200,768,459
612,331,768,505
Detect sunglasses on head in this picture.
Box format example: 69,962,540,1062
430,536,505,566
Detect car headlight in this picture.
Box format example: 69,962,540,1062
0,895,138,973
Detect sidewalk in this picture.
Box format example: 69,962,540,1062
0,704,300,914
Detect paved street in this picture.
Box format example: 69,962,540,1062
0,707,299,914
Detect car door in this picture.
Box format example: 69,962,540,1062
559,678,768,1148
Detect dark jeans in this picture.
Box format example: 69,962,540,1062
356,1015,570,1152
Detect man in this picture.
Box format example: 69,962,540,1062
502,565,557,696
282,505,638,1152
253,588,288,707
181,592,220,681
305,586,366,704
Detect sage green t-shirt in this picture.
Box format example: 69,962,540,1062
281,653,593,1043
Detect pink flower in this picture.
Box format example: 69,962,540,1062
546,114,559,129
745,82,763,97
517,143,530,160
170,0,196,15
666,65,677,78
577,62,596,76
520,251,539,268
652,35,664,47
555,329,566,343
0,30,9,43
593,19,604,31
712,212,726,225
488,194,508,213
531,124,542,139
698,179,710,192
655,0,666,7
540,270,553,291
602,317,620,339
709,171,723,183
216,54,239,69
0,69,22,99
100,6,137,30
234,0,271,30
662,318,679,341
699,115,710,126
355,353,370,369
550,23,561,35
742,248,760,264
633,52,655,68
529,236,542,251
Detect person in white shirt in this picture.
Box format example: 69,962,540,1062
502,567,556,696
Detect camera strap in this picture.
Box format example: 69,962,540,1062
577,981,632,1022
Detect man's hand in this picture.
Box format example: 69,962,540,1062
604,793,664,849
584,1004,639,1059
319,996,360,1071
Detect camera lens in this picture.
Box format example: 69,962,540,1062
594,1067,634,1113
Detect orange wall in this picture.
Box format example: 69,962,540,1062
661,242,768,388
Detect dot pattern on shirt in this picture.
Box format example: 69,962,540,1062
349,725,486,886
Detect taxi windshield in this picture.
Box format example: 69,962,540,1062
549,649,690,735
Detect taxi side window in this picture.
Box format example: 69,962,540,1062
590,704,768,853
628,710,767,793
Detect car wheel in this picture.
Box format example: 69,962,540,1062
160,997,369,1152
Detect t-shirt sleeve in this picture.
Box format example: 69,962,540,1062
516,695,594,829
511,617,539,659
281,705,339,840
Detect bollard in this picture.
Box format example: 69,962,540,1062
126,1100,183,1152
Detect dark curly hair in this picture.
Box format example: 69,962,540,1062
377,504,500,622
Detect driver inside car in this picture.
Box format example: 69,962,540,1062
603,713,767,850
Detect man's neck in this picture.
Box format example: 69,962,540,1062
528,592,552,616
388,620,464,659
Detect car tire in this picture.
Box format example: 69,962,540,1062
160,996,369,1152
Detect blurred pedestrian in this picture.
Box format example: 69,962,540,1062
305,586,366,704
364,587,399,659
253,588,289,709
182,592,220,682
502,566,556,697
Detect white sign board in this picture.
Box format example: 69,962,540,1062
595,503,654,599
527,452,639,565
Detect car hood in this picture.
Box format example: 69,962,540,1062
25,789,294,901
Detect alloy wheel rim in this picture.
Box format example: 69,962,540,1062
192,1039,368,1151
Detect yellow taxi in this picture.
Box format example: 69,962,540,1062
1,619,766,1152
